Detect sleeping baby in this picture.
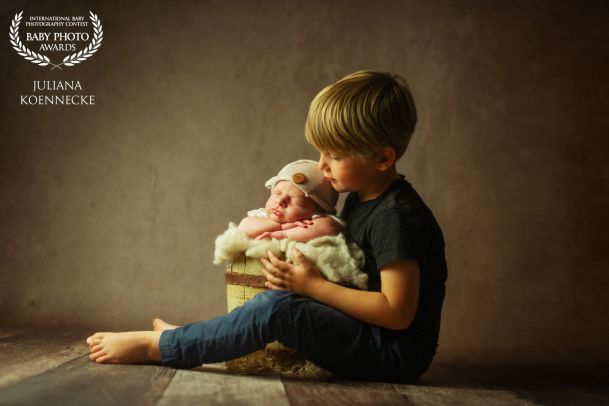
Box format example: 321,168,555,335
214,159,368,290
237,159,343,242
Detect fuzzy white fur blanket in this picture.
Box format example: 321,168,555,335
214,222,368,290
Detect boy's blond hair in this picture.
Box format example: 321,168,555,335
305,70,417,161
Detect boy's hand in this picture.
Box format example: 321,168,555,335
260,249,324,296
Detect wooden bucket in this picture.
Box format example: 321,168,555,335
224,255,331,377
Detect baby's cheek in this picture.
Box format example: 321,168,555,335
288,208,305,221
264,198,275,210
293,208,311,221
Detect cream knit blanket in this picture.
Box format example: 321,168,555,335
214,222,368,290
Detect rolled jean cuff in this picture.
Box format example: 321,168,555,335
159,328,181,367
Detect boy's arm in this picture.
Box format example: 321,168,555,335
262,251,419,330
237,216,282,238
308,259,420,330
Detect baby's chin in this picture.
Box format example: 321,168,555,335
267,210,283,222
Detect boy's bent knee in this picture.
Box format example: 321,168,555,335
255,289,299,306
251,290,310,321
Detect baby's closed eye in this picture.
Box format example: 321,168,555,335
291,197,308,207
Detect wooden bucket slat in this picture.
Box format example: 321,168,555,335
224,256,330,377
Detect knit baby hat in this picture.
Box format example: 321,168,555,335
264,159,338,214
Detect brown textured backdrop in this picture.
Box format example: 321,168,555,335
1,0,608,367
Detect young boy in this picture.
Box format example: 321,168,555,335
86,70,448,384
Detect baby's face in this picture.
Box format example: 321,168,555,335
265,181,320,223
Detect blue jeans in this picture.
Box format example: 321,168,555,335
159,290,432,383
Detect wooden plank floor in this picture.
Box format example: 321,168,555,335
0,328,607,405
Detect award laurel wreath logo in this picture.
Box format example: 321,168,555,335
9,10,103,70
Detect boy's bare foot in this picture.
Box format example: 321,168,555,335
152,318,180,331
85,331,162,364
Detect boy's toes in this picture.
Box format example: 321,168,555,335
86,333,106,346
95,354,112,364
89,349,106,361
90,344,103,353
88,338,101,348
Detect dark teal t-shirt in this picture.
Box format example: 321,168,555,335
340,174,448,355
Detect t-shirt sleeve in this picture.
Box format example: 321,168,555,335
370,208,425,269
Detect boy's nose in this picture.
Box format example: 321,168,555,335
317,154,327,170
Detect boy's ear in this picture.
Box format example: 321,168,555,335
375,147,396,171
